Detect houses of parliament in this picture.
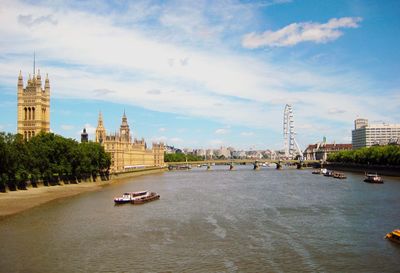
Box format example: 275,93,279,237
17,65,164,172
17,69,50,140
95,111,164,172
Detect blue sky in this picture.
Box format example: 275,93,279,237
0,0,399,150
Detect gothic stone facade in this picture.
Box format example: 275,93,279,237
95,112,164,172
17,70,50,140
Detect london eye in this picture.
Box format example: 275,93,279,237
283,104,303,160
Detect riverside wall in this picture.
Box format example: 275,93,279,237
2,166,168,192
323,162,400,177
110,166,168,180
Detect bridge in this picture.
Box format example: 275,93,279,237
166,159,319,170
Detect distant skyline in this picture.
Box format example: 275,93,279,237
0,0,399,150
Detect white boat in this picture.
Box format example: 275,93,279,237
364,173,383,183
114,191,148,204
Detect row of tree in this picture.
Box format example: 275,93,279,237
327,145,400,165
164,153,204,162
0,132,111,192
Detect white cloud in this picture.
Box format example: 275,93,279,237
61,124,74,130
151,136,182,145
209,139,224,147
151,136,167,143
71,123,96,140
0,1,396,148
170,137,182,143
18,14,57,26
241,131,254,137
83,123,96,135
242,17,362,48
215,128,229,135
328,108,346,114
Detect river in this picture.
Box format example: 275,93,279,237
0,166,399,272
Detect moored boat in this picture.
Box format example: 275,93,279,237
312,169,321,174
132,191,160,204
114,191,148,204
333,172,346,179
323,170,334,177
364,173,383,183
385,229,400,244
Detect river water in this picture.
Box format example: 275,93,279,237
0,166,399,273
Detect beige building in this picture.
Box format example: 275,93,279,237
304,142,352,161
17,69,50,140
352,118,400,149
95,112,164,172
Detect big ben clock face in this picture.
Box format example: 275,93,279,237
121,130,125,134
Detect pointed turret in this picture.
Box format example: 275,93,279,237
45,73,50,93
18,70,23,87
36,69,41,84
95,111,106,144
98,111,104,127
122,109,127,124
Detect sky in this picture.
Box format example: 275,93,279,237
0,0,399,150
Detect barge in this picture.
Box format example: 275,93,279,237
114,191,148,204
114,191,160,205
385,229,400,244
364,173,383,183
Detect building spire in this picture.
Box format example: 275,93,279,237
122,110,127,123
18,70,23,87
33,51,36,77
36,68,41,84
98,111,103,127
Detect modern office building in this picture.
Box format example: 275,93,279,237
352,119,400,149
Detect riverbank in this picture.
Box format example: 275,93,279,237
325,162,400,177
0,167,167,218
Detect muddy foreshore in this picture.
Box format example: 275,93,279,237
0,167,167,219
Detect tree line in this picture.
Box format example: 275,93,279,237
327,145,400,165
164,153,204,162
0,132,111,192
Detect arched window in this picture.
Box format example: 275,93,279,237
24,131,27,140
32,107,35,120
32,131,35,137
28,131,31,139
28,107,31,120
24,108,27,120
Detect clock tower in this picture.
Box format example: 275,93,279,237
120,110,130,142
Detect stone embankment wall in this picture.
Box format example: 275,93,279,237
323,162,400,177
110,166,167,180
2,166,167,192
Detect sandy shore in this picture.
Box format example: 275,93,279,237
0,182,108,218
0,167,167,218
